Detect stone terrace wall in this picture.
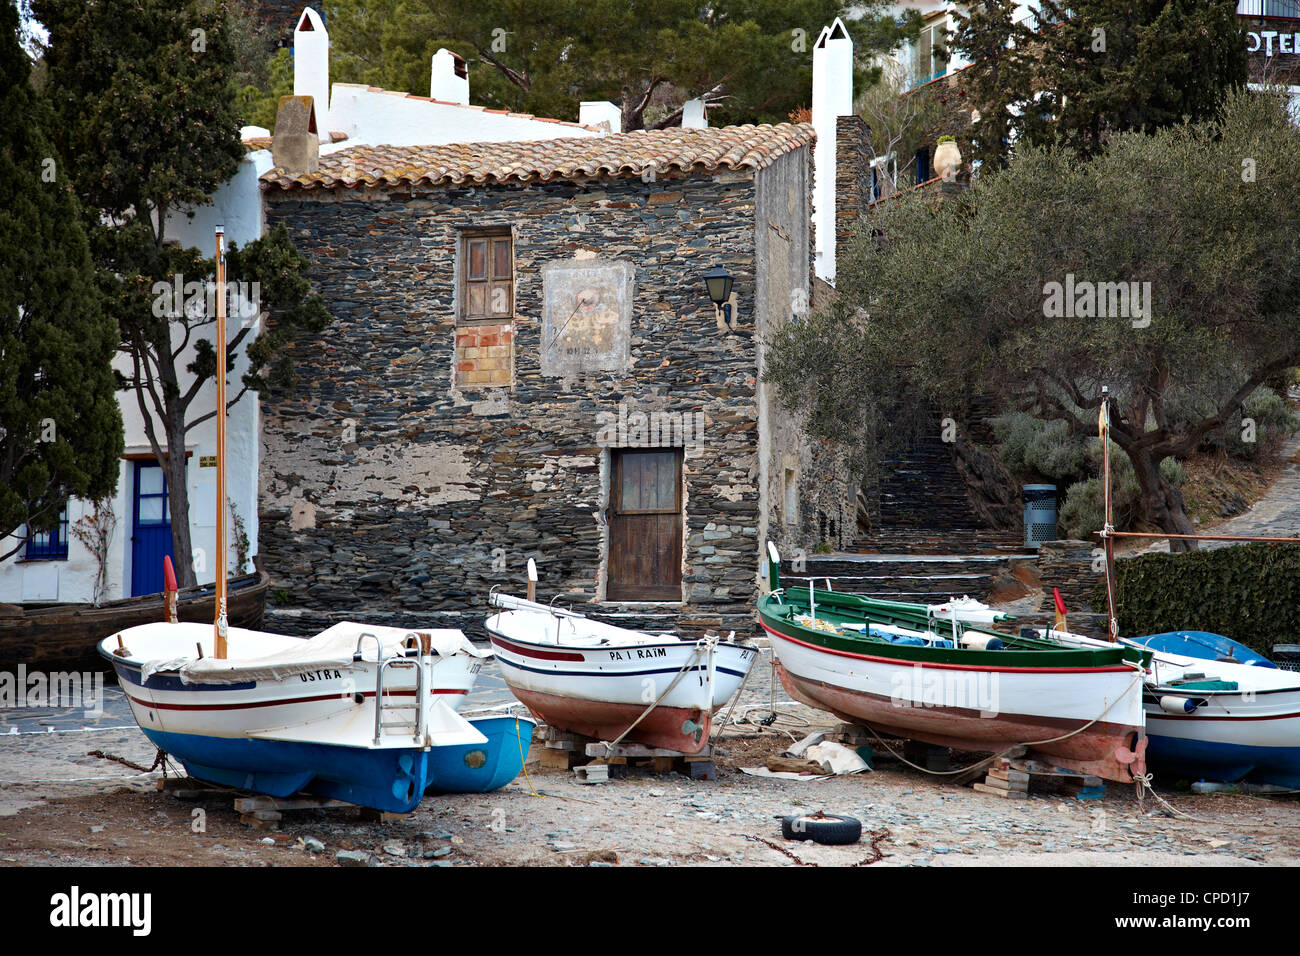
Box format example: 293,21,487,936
260,170,791,637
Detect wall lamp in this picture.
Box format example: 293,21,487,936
703,266,738,331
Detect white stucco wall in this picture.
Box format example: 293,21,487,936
0,151,269,605
328,84,602,148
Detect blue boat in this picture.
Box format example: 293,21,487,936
426,712,537,793
1130,631,1276,668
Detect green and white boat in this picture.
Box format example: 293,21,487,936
758,544,1150,782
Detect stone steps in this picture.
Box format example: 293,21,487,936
780,550,1037,604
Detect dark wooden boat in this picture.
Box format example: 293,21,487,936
0,566,270,673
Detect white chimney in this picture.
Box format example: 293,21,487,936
682,99,708,129
579,101,622,134
431,49,469,105
293,8,330,142
812,17,852,284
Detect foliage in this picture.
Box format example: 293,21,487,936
857,58,941,193
765,88,1300,550
954,0,1247,166
237,46,291,132
0,0,123,559
322,0,919,130
1031,0,1248,158
35,0,330,586
1091,543,1300,656
951,0,1047,170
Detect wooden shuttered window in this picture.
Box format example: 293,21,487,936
461,231,513,323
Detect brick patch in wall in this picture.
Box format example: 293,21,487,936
456,322,513,387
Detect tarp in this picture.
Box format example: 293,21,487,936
161,622,486,685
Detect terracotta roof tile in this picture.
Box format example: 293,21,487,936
261,123,815,193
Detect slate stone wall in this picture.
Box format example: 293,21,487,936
259,159,843,638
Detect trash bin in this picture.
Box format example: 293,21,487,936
1023,484,1058,549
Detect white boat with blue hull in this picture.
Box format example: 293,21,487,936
100,621,491,812
1045,627,1300,788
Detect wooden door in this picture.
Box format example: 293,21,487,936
607,449,683,601
131,460,174,597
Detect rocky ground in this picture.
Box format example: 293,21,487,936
1,648,1297,868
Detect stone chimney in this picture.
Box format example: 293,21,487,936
293,7,330,142
578,101,622,134
431,49,469,105
272,95,320,176
812,17,853,285
682,99,708,129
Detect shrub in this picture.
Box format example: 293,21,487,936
1091,543,1300,655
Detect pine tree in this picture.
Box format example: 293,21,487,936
323,0,918,131
0,0,123,559
1033,0,1247,156
952,0,1043,171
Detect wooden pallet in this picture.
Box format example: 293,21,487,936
539,726,595,770
582,742,716,780
156,775,399,828
972,757,1105,800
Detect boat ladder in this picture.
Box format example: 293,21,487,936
358,633,428,746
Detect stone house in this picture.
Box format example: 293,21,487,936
256,125,858,637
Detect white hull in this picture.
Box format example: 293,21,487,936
484,600,758,751
102,621,488,750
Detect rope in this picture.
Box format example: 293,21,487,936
857,664,1148,779
600,636,718,755
514,713,542,798
709,650,756,746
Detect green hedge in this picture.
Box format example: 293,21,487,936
1090,543,1300,656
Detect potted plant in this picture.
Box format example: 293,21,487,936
934,135,962,181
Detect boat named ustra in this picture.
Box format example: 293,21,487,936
100,621,491,812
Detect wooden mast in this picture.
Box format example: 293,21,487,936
1099,386,1119,643
214,226,229,659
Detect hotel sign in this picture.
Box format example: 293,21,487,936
1246,30,1300,56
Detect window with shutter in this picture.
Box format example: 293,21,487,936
456,229,514,388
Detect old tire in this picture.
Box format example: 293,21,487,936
781,812,861,845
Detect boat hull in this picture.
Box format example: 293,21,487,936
425,714,537,793
486,625,758,754
100,622,488,813
142,727,432,812
765,626,1146,782
1144,692,1300,788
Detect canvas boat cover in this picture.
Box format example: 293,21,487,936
138,621,487,685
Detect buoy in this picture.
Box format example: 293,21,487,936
1159,695,1199,714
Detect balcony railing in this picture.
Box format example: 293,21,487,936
1239,0,1300,19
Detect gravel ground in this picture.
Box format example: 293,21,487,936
2,646,1297,867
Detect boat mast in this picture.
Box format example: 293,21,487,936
214,226,229,659
1099,386,1119,643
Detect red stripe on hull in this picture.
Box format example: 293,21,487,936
762,623,1134,673
510,686,711,754
123,687,468,712
490,636,585,662
775,663,1141,783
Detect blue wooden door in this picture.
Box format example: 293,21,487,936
131,461,174,596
